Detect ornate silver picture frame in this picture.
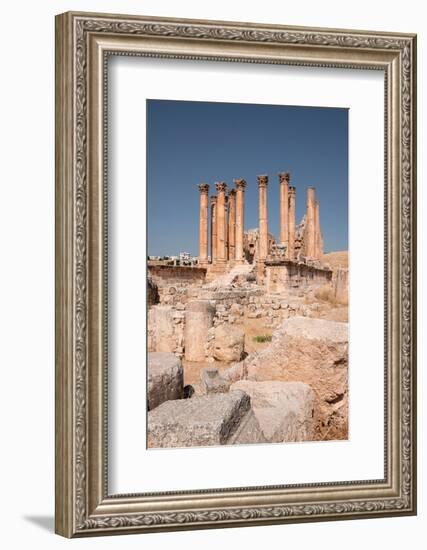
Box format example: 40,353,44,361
55,11,417,537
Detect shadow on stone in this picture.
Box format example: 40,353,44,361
183,384,195,398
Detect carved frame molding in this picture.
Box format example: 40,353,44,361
55,11,416,537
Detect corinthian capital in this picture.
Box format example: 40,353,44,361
198,183,209,194
279,172,290,184
234,178,247,191
257,175,268,188
215,181,228,194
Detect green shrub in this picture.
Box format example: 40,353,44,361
253,335,272,343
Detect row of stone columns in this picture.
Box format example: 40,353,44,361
198,179,246,266
198,173,322,266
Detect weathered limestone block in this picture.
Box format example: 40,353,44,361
151,305,175,353
184,300,215,361
222,361,247,383
200,367,231,394
230,303,243,316
147,391,266,448
245,317,348,441
273,316,348,344
147,352,184,411
213,324,245,362
230,380,314,442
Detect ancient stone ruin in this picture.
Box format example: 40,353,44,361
147,171,349,448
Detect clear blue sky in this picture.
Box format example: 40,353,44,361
147,99,348,256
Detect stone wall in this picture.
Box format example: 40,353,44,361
213,293,320,329
148,265,207,285
265,261,332,294
148,290,322,359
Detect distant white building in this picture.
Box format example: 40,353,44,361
179,252,192,264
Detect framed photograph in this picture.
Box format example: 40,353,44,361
55,11,417,537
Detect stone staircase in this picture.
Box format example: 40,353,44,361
203,263,254,289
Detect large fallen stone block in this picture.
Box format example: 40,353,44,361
184,300,215,361
213,324,245,362
147,352,183,411
245,317,348,441
230,380,315,442
147,390,266,448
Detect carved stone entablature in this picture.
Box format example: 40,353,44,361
279,172,291,184
257,175,268,188
215,181,228,193
234,178,247,191
198,183,209,194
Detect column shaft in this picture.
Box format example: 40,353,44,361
234,179,246,264
305,187,316,258
215,182,227,263
288,186,296,260
257,175,269,261
210,196,217,263
198,183,209,265
228,190,236,261
279,172,290,249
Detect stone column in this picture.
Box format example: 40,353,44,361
198,183,209,265
278,172,289,250
234,178,246,264
305,187,316,258
257,175,269,262
215,182,228,264
210,195,217,263
225,195,229,260
228,189,236,262
314,200,322,259
184,301,216,361
288,186,296,260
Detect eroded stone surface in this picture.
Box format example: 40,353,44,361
200,367,231,395
245,317,348,440
147,352,183,411
147,390,265,448
230,380,315,442
213,324,245,362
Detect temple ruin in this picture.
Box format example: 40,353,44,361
198,173,329,285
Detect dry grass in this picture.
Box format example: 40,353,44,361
314,283,338,305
